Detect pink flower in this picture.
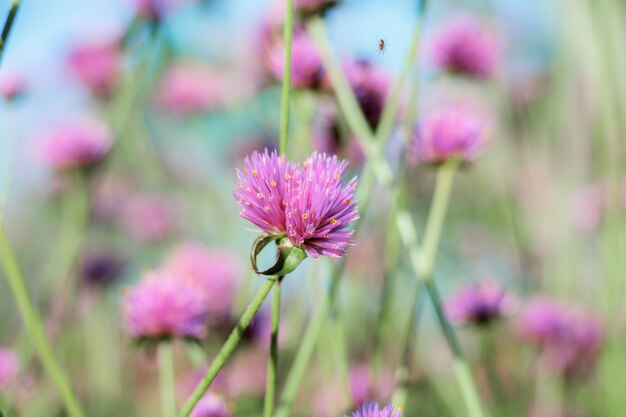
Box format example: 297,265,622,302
409,105,489,164
430,15,500,79
0,71,26,101
121,195,174,242
133,0,189,20
123,270,209,340
234,149,359,258
164,243,240,317
294,0,338,14
37,120,113,170
269,30,324,89
189,393,231,417
68,37,120,98
349,364,394,407
517,297,604,379
338,60,391,129
445,281,514,326
157,64,223,115
0,348,19,391
345,403,402,417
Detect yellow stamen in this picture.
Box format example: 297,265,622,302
270,181,277,187
302,213,308,220
330,218,337,225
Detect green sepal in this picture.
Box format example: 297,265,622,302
250,235,307,276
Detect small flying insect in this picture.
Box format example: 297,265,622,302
377,38,387,55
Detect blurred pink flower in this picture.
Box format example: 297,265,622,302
189,393,231,417
157,64,223,115
334,60,391,129
122,194,174,242
164,243,240,317
134,0,189,20
37,120,113,170
518,297,604,379
269,30,324,89
235,150,359,258
0,71,26,101
123,270,209,340
349,364,394,407
445,281,515,326
430,15,500,79
409,105,490,164
294,0,338,14
0,348,19,391
68,37,120,98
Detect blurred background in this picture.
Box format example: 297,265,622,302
0,0,625,416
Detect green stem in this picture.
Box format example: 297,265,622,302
481,330,506,413
179,278,276,417
158,342,177,417
0,0,21,64
0,106,18,225
264,278,282,417
279,0,293,155
0,227,84,417
426,279,486,417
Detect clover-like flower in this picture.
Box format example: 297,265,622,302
235,149,358,267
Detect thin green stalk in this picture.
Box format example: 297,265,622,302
426,280,486,417
159,342,177,417
481,330,506,412
0,106,18,225
264,279,282,417
180,278,276,417
0,227,85,417
279,0,293,155
0,0,22,64
309,14,486,417
391,283,424,407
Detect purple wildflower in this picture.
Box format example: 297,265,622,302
336,59,391,130
345,402,403,417
409,105,489,165
269,30,324,90
81,252,124,288
189,393,231,417
430,15,500,79
285,152,359,258
0,71,26,101
445,281,514,326
157,63,223,115
164,243,240,317
36,120,113,171
518,297,604,379
0,348,19,391
235,149,359,258
123,270,209,340
68,36,121,98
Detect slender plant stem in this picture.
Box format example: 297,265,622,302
159,342,177,417
279,0,293,155
311,12,486,416
426,280,486,417
180,278,276,417
264,279,282,417
0,227,85,417
0,0,22,64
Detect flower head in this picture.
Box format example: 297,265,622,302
344,402,403,417
157,64,223,115
409,105,489,165
285,152,359,258
123,271,209,340
518,297,604,378
235,150,359,259
81,252,124,288
430,15,500,79
164,243,240,317
445,281,514,326
0,71,26,101
121,194,174,242
37,120,113,171
269,30,324,90
68,37,120,98
0,348,19,391
339,60,390,130
189,393,231,417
